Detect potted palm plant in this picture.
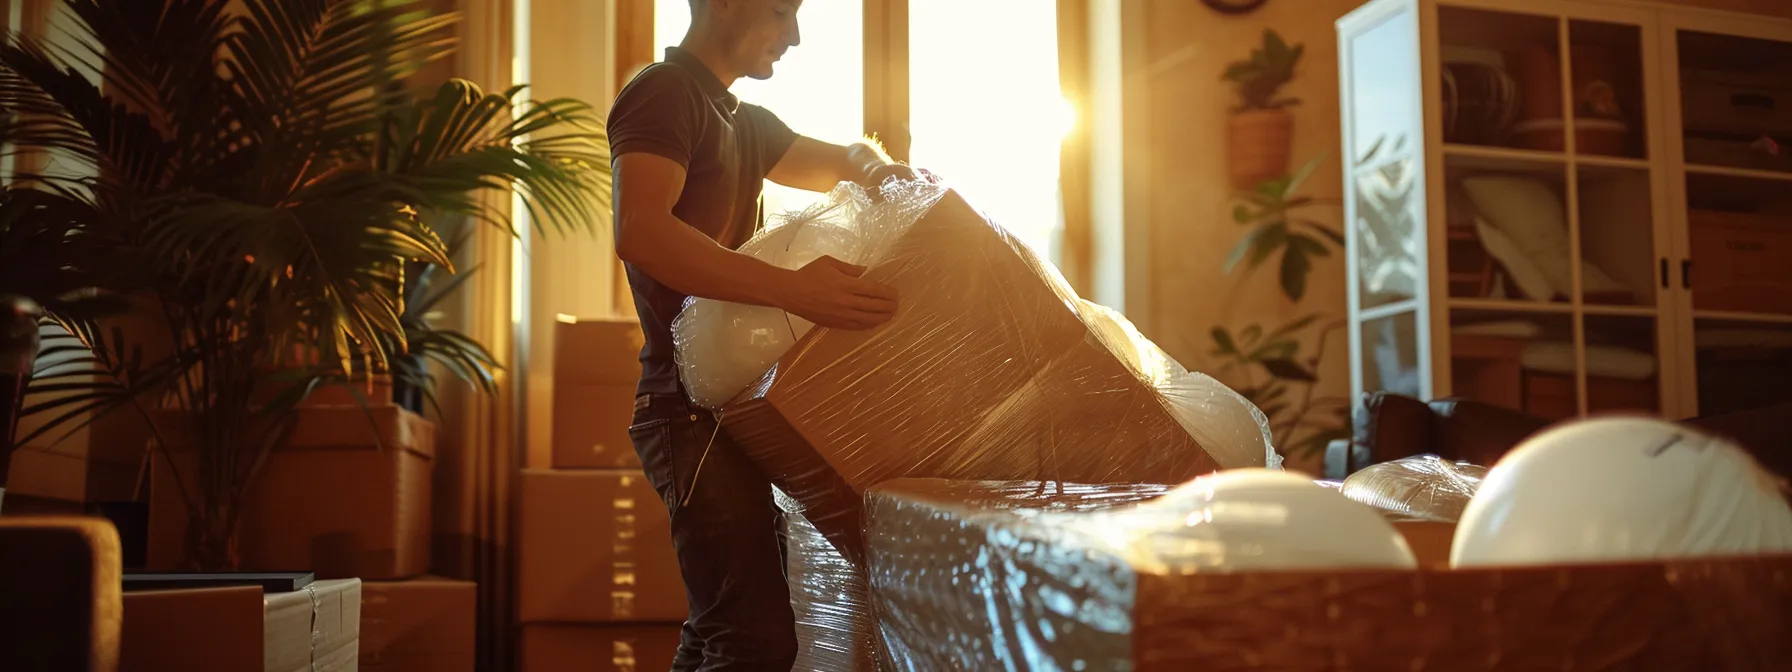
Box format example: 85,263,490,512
0,0,609,570
1223,29,1305,190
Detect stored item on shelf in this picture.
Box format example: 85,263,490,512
1681,68,1792,137
1571,45,1628,123
517,469,687,623
1509,118,1630,155
781,481,1172,671
1453,417,1792,568
1340,454,1487,523
520,625,681,672
867,472,1420,670
1510,45,1562,123
698,180,1277,563
360,577,476,672
146,405,434,580
120,579,361,672
868,474,1792,669
1688,210,1792,316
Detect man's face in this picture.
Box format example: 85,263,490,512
720,0,801,80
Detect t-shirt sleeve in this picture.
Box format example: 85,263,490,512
606,66,705,168
740,103,799,172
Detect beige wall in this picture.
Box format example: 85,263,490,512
1137,0,1791,473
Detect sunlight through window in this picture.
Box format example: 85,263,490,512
647,1,1066,265
653,0,864,221
909,0,1067,263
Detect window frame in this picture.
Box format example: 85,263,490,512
609,0,1092,296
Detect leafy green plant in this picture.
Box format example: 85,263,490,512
1225,155,1342,302
1211,155,1349,458
1222,29,1306,112
0,0,610,569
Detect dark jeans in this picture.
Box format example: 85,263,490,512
628,393,797,672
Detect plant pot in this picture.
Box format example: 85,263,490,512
249,372,396,409
146,404,435,579
1228,108,1296,191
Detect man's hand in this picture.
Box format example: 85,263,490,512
774,256,899,330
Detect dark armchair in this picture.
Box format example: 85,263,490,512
1324,393,1792,481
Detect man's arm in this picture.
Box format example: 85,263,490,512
612,153,791,307
767,136,916,193
613,152,900,329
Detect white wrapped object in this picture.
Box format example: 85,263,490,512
674,208,869,409
1452,416,1792,567
1078,299,1280,471
1341,454,1487,523
1105,468,1418,572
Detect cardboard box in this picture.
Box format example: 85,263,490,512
518,469,686,623
554,318,646,387
722,190,1231,563
121,578,361,672
520,625,681,672
1394,521,1456,570
865,478,1792,670
360,577,475,671
553,382,640,469
147,405,434,579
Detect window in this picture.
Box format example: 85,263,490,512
648,0,1067,264
653,0,864,219
908,0,1072,260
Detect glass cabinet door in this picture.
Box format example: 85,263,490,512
1343,1,1429,406
1430,3,1666,421
1671,25,1792,417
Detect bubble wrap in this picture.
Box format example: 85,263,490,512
1340,455,1488,523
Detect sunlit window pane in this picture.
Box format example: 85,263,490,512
652,1,864,220
909,0,1068,264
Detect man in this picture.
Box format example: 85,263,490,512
606,0,914,669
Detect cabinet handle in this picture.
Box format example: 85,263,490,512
1683,259,1693,290
1660,258,1668,288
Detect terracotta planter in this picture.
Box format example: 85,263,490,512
1228,108,1295,191
146,404,435,578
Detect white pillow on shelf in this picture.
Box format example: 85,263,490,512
1473,214,1554,302
1461,176,1629,300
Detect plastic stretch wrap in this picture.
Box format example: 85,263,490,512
866,476,1792,671
1339,455,1487,523
782,481,1172,671
782,508,882,672
693,179,1277,563
866,473,1416,670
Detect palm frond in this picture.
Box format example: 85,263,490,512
383,80,611,238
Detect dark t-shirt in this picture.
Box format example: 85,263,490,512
608,47,798,397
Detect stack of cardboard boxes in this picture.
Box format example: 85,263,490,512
518,317,687,670
128,395,476,671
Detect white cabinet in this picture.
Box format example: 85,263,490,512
1339,0,1792,422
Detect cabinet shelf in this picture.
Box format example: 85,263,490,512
1684,163,1792,183
1691,309,1792,326
1343,0,1792,421
1442,144,1648,174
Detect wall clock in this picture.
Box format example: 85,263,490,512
1202,0,1270,15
